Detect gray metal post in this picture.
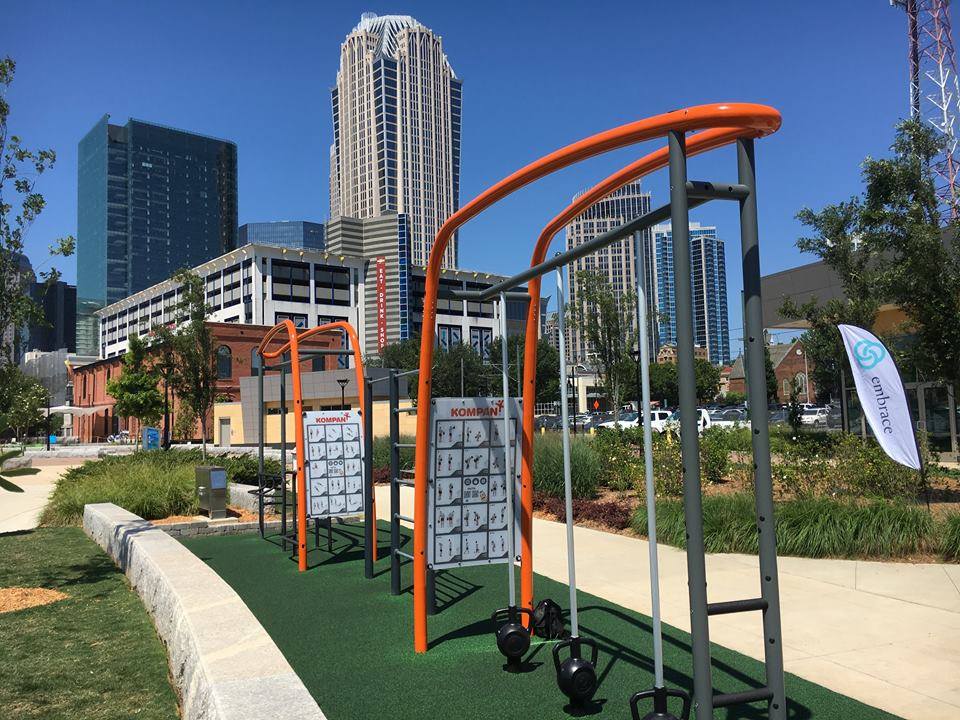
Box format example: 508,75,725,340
280,356,288,552
499,292,517,607
555,261,580,637
389,370,401,596
669,130,712,719
257,360,265,537
636,226,664,689
738,136,787,719
363,375,375,579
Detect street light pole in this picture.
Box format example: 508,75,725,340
337,377,349,410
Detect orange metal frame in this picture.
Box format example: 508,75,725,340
412,103,782,653
257,319,373,572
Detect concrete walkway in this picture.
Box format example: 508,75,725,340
0,459,82,534
375,485,960,720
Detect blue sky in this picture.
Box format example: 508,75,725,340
5,1,910,346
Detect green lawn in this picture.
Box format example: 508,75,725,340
0,527,179,720
184,524,902,720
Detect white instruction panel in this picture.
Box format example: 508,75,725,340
303,409,364,519
428,398,521,570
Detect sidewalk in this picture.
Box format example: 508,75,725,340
376,484,960,720
0,459,81,534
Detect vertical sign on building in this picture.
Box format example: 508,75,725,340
427,397,522,570
376,257,388,351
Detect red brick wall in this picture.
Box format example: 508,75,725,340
71,323,338,443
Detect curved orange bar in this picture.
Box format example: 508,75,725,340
412,103,782,653
517,126,750,619
257,319,376,566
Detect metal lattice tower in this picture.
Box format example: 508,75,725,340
892,0,960,219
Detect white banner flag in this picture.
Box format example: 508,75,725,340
838,324,920,470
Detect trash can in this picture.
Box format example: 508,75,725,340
196,466,227,519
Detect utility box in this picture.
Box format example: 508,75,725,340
196,466,227,520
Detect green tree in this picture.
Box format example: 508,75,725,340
694,359,721,403
153,270,217,458
0,57,74,362
485,335,561,404
4,372,46,444
376,336,493,402
648,362,679,407
568,270,637,413
106,334,163,447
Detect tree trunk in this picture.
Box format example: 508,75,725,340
200,416,208,460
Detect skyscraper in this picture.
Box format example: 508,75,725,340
651,222,730,365
565,181,652,363
330,12,462,268
76,116,237,355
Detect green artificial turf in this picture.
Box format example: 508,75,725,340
0,527,179,720
184,524,903,720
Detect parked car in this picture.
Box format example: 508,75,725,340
708,407,748,428
799,407,830,427
654,408,711,434
598,409,672,429
768,408,789,425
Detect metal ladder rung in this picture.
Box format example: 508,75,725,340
393,477,415,487
394,442,416,448
707,597,768,616
394,549,414,560
394,407,418,415
713,687,773,708
685,180,750,201
394,513,413,523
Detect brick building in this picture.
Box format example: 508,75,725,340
727,340,815,404
71,322,338,443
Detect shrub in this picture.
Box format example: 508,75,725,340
372,434,415,471
632,493,936,559
830,433,925,500
650,433,683,498
40,449,281,526
592,427,643,492
942,513,960,561
532,433,600,499
699,427,732,485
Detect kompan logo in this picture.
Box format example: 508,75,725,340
853,339,887,370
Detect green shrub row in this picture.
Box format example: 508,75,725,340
532,433,601,499
631,493,957,560
371,434,415,471
41,449,282,526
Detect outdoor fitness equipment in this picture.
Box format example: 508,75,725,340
490,291,532,668
255,319,376,576
411,102,787,720
630,224,689,720
550,261,599,704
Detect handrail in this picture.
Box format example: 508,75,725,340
411,103,782,653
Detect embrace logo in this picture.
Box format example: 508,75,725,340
853,339,887,370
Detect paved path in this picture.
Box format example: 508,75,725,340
0,459,82,534
376,485,960,720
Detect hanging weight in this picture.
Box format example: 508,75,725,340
553,636,599,703
629,686,691,720
491,606,533,664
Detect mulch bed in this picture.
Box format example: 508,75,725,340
0,587,69,614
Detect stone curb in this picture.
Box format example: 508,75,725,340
83,502,325,720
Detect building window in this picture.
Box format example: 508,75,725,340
314,264,351,306
275,312,308,329
470,327,493,359
437,324,461,351
271,259,311,302
216,346,232,380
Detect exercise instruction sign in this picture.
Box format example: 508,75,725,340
303,409,364,519
428,397,521,570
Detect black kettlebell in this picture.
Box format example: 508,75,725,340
491,606,533,665
630,686,691,720
553,636,599,704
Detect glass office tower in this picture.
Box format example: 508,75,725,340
650,222,730,365
76,116,237,355
238,221,326,250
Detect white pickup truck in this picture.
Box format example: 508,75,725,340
597,409,671,429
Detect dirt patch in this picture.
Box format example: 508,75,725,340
0,587,69,614
151,505,259,525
